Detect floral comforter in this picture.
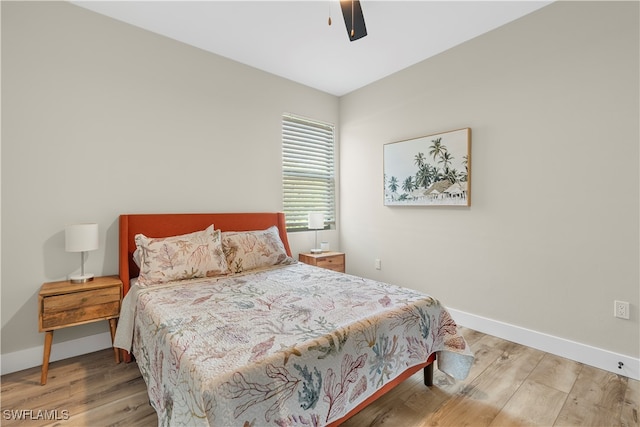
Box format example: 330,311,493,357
115,262,474,426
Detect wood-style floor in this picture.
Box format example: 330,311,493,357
1,328,637,426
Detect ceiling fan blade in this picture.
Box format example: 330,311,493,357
340,0,367,41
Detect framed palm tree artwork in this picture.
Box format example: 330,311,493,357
383,128,471,206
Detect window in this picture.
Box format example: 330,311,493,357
282,114,336,232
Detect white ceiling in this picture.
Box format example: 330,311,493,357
73,1,552,96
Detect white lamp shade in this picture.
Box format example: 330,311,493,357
65,223,99,252
308,213,325,230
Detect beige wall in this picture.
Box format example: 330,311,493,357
339,1,639,358
1,2,338,358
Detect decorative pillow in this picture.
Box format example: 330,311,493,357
135,225,228,285
222,226,294,273
132,248,141,267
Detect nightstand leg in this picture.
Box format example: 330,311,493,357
41,331,53,385
109,318,120,363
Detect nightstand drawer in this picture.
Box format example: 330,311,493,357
315,257,345,272
41,301,120,329
41,287,120,330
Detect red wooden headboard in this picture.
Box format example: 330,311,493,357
119,212,291,296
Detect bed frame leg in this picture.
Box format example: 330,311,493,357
424,363,434,386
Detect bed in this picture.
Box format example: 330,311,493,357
114,212,473,426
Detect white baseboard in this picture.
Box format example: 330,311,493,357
1,332,113,376
448,308,639,381
3,311,639,381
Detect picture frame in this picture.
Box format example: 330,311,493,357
383,128,471,206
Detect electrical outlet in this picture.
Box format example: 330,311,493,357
614,300,630,319
375,259,381,270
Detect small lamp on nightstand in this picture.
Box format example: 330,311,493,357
65,223,99,283
308,212,324,254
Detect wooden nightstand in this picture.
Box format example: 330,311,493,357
38,275,122,385
299,251,345,273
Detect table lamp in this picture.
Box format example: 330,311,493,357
65,223,99,283
308,213,325,254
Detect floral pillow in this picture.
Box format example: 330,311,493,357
135,225,229,286
222,226,295,274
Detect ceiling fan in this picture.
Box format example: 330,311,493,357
334,0,367,41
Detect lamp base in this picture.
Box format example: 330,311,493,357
310,248,323,254
70,274,94,284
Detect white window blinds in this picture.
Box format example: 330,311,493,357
282,114,336,231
